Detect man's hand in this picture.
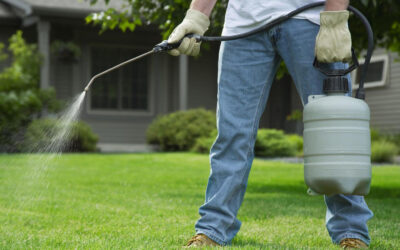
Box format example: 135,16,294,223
315,10,352,63
167,9,210,57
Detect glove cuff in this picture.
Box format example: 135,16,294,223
320,10,349,27
185,9,210,34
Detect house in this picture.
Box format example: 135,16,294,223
0,0,399,152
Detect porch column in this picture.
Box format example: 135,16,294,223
37,20,51,89
179,55,188,110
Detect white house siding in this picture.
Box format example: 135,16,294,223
362,51,400,133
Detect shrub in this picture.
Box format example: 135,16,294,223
255,129,297,157
370,128,382,142
371,128,400,154
0,31,61,152
22,118,98,152
287,134,303,156
371,140,397,163
192,129,217,154
146,109,216,151
386,133,400,154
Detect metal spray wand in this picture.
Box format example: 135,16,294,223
84,50,155,92
83,38,191,92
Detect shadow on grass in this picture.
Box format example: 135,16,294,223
248,182,400,199
247,182,307,195
240,195,325,220
232,237,294,249
366,186,400,199
241,182,400,222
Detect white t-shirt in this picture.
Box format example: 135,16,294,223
222,0,324,36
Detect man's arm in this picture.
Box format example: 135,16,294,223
190,0,217,17
325,0,349,11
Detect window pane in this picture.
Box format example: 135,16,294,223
91,47,119,109
355,61,384,84
90,47,149,111
121,49,148,110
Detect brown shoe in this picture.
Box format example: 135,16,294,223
340,238,368,249
185,234,220,247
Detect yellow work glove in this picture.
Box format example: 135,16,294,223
167,9,210,57
315,11,352,63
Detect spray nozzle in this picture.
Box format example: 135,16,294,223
153,34,202,52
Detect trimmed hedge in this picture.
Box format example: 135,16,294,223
386,134,400,154
22,118,98,152
371,140,397,163
192,129,217,154
370,128,399,162
146,109,216,151
370,128,381,142
192,128,299,157
255,129,297,157
287,134,303,157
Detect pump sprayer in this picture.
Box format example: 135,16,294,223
83,1,374,195
303,49,371,196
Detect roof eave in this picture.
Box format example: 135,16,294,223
32,6,102,19
0,0,32,17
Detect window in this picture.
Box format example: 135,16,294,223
90,46,149,112
352,54,389,89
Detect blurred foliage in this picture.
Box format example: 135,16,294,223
286,109,303,122
191,127,302,158
349,0,400,55
370,128,400,162
87,0,400,57
0,31,62,152
371,140,397,163
255,129,297,157
22,118,98,153
146,108,216,151
192,129,217,154
287,134,303,157
86,0,228,39
386,134,400,154
371,128,400,155
51,40,82,62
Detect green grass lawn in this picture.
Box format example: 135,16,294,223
0,153,399,249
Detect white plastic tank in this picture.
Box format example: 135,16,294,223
303,94,371,195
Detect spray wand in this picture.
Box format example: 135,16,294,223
84,1,373,99
83,39,188,92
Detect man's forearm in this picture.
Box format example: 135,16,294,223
190,0,217,17
325,0,349,11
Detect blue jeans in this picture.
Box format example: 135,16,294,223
195,19,373,246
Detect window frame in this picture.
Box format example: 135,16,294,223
351,53,389,89
85,43,155,117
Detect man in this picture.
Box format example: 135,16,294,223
168,0,373,248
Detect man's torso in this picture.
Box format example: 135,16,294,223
222,0,324,36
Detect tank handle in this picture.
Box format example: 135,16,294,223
313,48,359,77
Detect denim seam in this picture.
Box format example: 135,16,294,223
336,233,370,245
206,42,236,244
196,229,227,246
221,59,270,241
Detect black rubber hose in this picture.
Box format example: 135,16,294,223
347,5,374,99
199,2,326,42
193,1,374,99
